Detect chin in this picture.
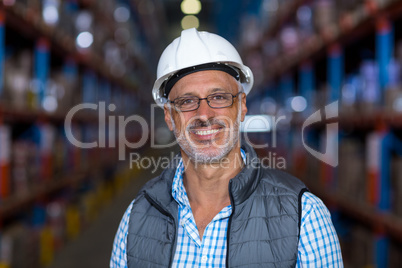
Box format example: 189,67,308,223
175,124,240,165
182,141,237,165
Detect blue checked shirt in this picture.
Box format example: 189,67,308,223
111,151,343,267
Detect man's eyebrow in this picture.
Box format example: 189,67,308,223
180,92,196,97
210,88,229,93
175,87,231,98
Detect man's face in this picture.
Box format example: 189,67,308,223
164,70,247,164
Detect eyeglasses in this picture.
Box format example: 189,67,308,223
169,92,243,112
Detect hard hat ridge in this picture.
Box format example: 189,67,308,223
174,28,212,69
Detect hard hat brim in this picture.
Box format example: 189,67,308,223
152,61,254,108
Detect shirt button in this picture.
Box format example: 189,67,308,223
201,256,208,263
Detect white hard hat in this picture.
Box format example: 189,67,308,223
152,28,254,107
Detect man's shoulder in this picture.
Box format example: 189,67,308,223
133,167,176,202
258,168,308,195
136,170,170,194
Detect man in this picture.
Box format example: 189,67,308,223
111,28,343,267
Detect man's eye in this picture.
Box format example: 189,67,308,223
211,94,229,100
186,98,195,103
178,98,196,105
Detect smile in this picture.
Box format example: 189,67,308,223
194,129,221,136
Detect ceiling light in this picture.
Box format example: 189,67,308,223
393,97,402,112
114,6,130,22
290,96,307,112
75,11,93,31
42,95,58,112
43,5,59,25
181,0,202,15
181,15,199,30
42,0,60,25
76,32,93,49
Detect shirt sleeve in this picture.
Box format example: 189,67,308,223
296,192,344,267
110,199,135,268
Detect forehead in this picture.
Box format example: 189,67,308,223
169,70,239,98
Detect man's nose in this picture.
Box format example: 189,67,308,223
196,99,215,120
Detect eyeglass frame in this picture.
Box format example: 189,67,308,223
168,91,244,112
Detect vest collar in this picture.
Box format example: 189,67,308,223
142,157,179,217
229,142,262,205
144,142,261,211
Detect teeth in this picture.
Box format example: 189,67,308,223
195,129,220,135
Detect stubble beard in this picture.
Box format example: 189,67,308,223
171,102,242,165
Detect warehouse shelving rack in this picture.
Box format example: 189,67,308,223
246,0,402,267
0,1,156,267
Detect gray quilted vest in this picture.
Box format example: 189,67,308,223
127,143,308,267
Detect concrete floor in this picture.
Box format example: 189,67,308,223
49,174,151,268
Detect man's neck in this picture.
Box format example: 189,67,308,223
181,147,244,208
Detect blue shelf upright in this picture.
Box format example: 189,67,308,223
0,10,4,96
327,44,343,103
376,17,393,99
299,61,314,115
34,38,50,109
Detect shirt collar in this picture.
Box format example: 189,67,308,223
171,149,247,207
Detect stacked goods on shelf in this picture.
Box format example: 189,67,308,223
2,44,81,114
358,60,381,113
242,0,402,85
337,138,366,203
3,49,32,109
1,34,140,116
389,240,402,267
0,1,156,268
385,40,402,114
0,124,11,199
11,127,41,198
239,0,402,267
297,153,318,186
339,33,401,115
1,0,150,108
45,61,79,114
8,123,88,198
388,153,402,267
38,124,56,181
391,155,402,217
0,162,140,268
349,225,375,267
0,224,39,268
366,131,383,209
0,117,132,267
333,222,375,267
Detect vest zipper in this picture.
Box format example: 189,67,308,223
144,193,177,268
226,180,234,268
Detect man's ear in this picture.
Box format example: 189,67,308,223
164,104,174,131
240,93,247,122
